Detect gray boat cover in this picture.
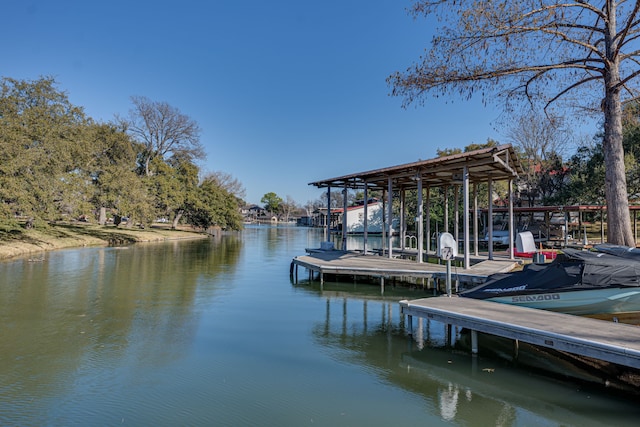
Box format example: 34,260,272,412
460,248,640,300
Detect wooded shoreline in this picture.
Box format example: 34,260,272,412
0,223,207,261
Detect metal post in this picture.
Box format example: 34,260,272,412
446,260,452,297
326,186,331,245
363,182,368,254
600,208,605,243
564,210,569,247
387,176,393,259
454,185,459,242
508,178,515,260
400,188,406,249
473,182,479,256
463,165,470,269
444,186,449,233
342,183,348,250
417,174,424,263
426,186,431,255
488,178,494,260
382,190,386,255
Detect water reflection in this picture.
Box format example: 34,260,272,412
0,237,240,425
307,286,640,427
2,226,639,426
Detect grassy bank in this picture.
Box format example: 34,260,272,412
0,222,207,260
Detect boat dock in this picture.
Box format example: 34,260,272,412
290,250,519,289
400,297,640,369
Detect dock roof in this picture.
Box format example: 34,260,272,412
309,144,523,190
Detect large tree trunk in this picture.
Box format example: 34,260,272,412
603,7,634,246
603,102,633,245
98,207,107,225
172,210,183,230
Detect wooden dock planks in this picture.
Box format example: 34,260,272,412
400,297,640,369
292,250,519,285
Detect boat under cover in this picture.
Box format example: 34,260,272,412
460,246,640,315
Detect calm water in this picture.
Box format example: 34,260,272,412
1,226,639,426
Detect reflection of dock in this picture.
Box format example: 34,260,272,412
400,297,640,369
290,250,519,288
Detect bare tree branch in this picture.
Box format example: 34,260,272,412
389,0,639,245
124,96,204,176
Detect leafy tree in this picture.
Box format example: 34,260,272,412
388,1,640,245
563,104,640,206
87,122,141,223
562,137,607,205
185,177,242,230
146,154,200,229
261,192,283,215
122,96,204,177
0,76,90,224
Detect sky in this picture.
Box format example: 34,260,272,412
4,1,539,206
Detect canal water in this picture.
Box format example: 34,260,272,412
1,225,639,426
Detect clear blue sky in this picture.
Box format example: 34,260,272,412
4,0,513,205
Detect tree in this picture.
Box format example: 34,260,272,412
122,96,204,177
87,122,141,224
319,190,358,209
280,195,298,222
261,192,283,215
146,154,200,229
388,1,640,246
563,102,640,205
185,177,243,230
204,171,246,202
0,76,90,224
507,111,572,206
563,136,608,205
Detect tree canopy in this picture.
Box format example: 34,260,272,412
261,192,283,214
389,1,640,245
0,77,242,231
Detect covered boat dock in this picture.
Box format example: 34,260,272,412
309,144,524,270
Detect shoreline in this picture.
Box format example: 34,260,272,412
0,223,208,261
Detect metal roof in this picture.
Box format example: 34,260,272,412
308,144,523,191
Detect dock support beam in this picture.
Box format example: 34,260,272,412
342,183,348,250
417,173,424,263
473,182,479,257
326,186,331,245
426,186,431,255
463,166,470,269
471,330,478,355
387,176,393,259
363,182,368,254
508,178,515,260
488,178,494,260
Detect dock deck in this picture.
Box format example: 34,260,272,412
291,250,519,287
400,297,640,369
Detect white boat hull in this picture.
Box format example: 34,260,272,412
486,288,640,315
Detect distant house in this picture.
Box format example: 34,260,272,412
243,204,266,221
